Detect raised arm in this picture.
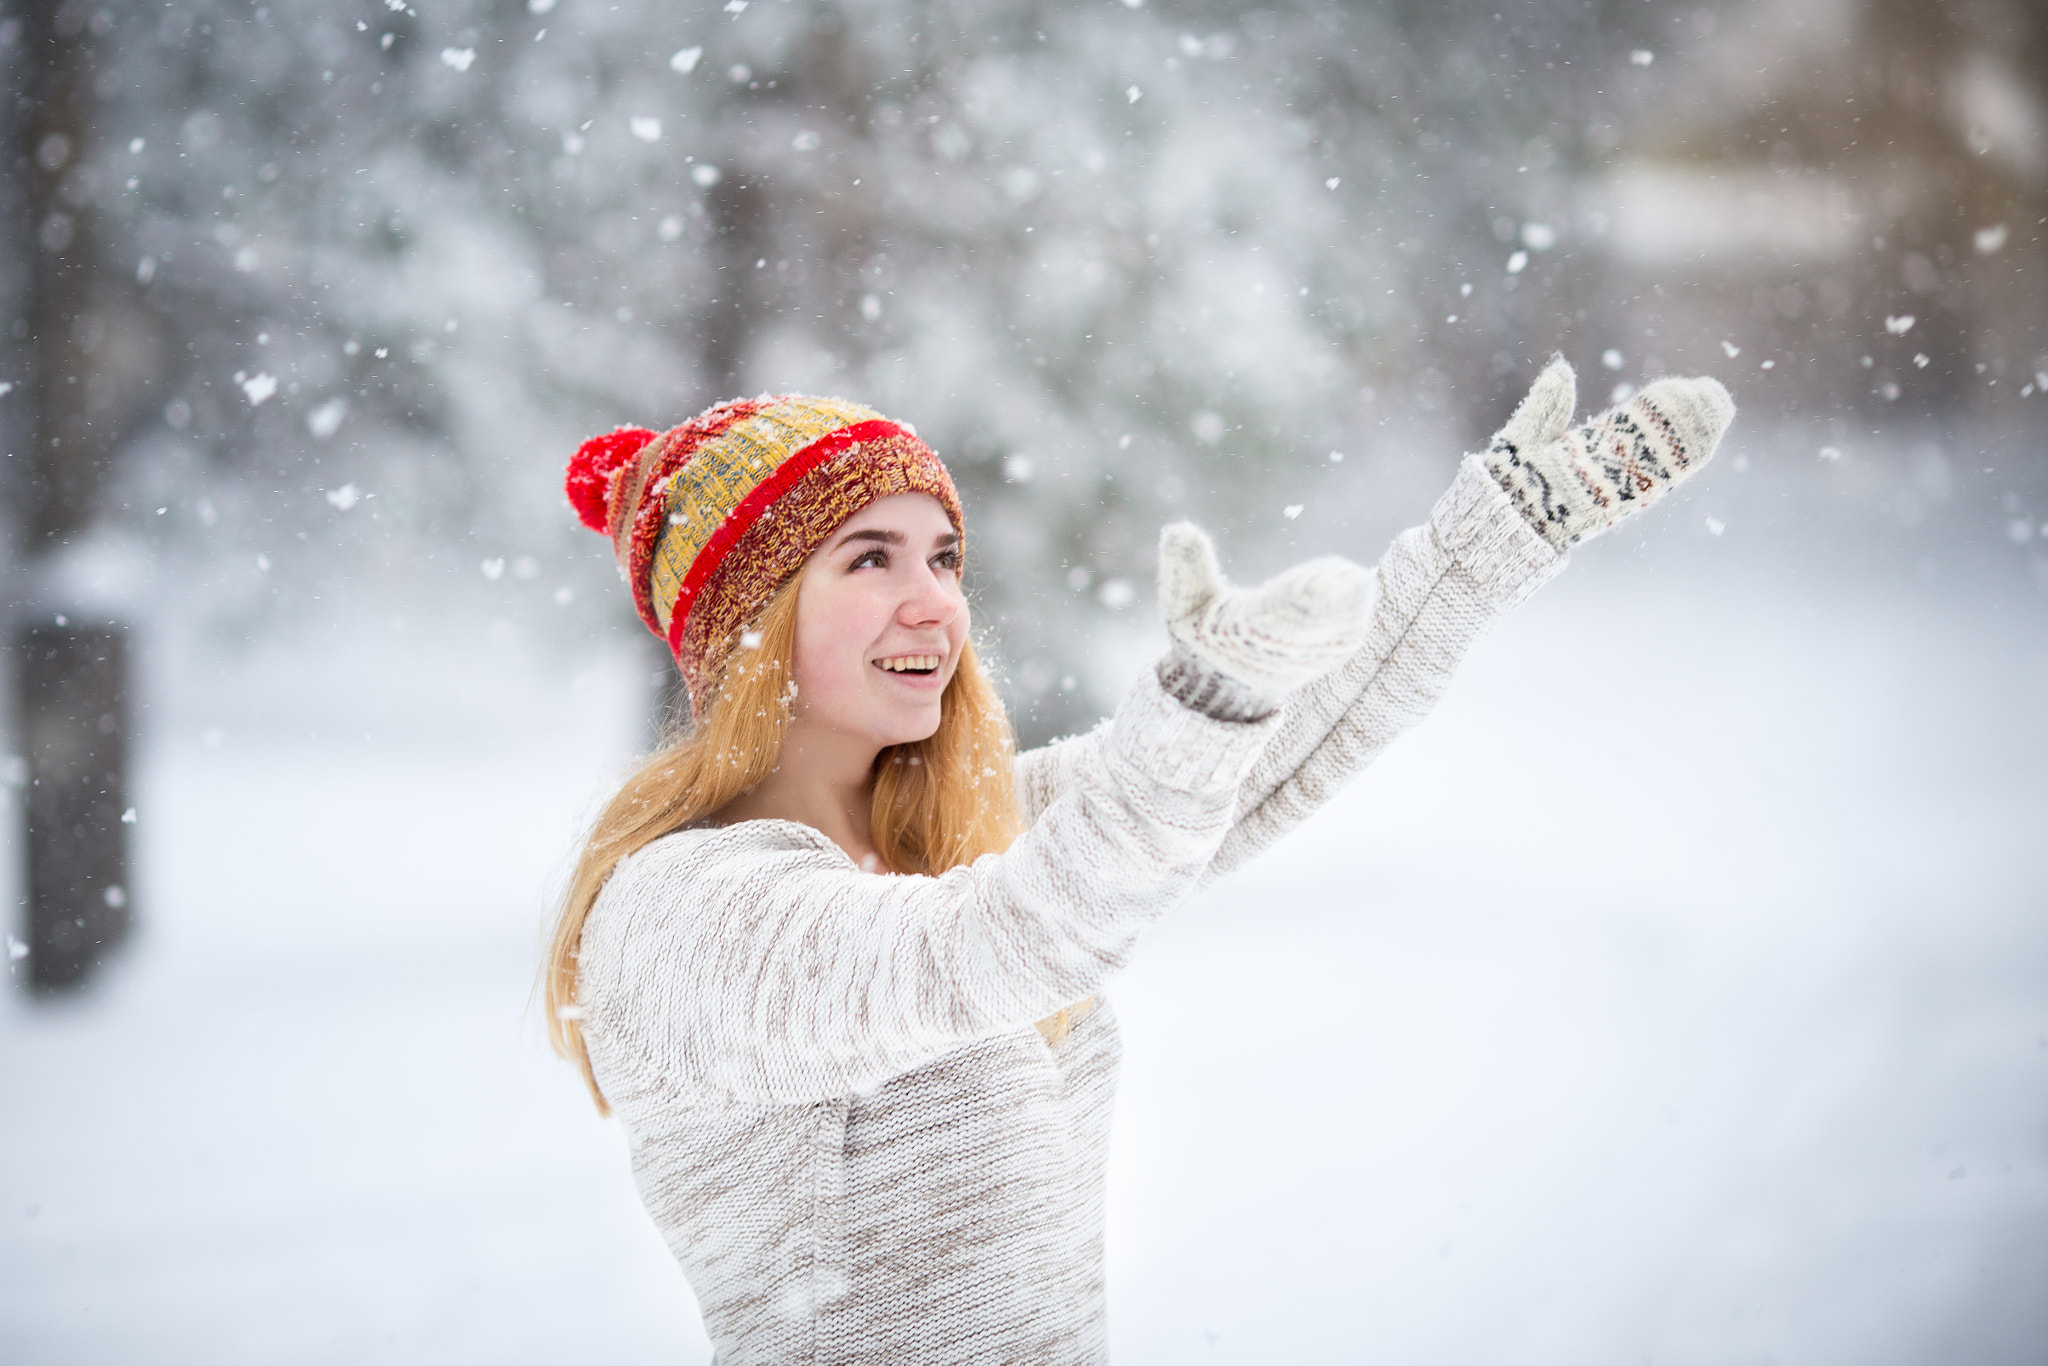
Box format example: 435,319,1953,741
1011,475,1540,848
1019,359,1733,875
1213,358,1732,873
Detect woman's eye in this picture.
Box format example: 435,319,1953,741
850,549,886,570
933,549,963,572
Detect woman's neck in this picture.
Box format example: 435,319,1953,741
711,723,884,869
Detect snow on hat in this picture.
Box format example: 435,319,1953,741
565,395,963,716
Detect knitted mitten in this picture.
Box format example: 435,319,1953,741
1485,357,1735,551
1155,522,1373,722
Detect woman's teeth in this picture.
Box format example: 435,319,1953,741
877,655,942,673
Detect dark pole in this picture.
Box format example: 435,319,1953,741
15,625,130,985
9,0,138,991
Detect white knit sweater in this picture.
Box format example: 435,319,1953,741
578,456,1564,1364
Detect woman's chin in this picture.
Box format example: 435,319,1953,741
874,702,944,750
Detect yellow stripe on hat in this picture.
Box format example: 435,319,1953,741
648,396,882,636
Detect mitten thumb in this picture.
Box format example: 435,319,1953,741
1489,354,1577,456
1157,520,1224,626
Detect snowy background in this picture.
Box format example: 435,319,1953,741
4,0,2046,1361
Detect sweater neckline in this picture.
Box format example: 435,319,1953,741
678,816,867,868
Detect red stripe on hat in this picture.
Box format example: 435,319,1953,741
664,418,912,653
621,397,777,638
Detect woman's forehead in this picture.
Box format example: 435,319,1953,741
833,491,957,538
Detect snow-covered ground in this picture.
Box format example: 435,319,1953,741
4,459,2045,1364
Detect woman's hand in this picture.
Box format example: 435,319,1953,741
1154,523,1374,722
1485,356,1734,550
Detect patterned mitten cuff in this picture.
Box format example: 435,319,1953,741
1484,356,1735,551
1156,642,1279,723
1153,522,1374,723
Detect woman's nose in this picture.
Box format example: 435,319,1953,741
898,565,961,626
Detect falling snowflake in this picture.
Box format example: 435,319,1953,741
240,372,277,405
1704,516,1726,536
481,557,506,581
1973,224,2007,256
440,47,476,72
325,483,362,511
306,397,347,438
691,163,722,187
1506,250,1528,274
1126,85,1142,104
1601,348,1624,370
670,45,702,73
1720,340,1741,358
1885,314,1915,335
1630,49,1654,65
630,116,662,143
1283,504,1304,519
1324,177,1339,190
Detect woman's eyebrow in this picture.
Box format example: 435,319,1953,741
834,528,906,549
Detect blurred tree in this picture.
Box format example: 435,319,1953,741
6,0,161,990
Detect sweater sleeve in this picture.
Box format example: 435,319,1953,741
1203,453,1564,875
1012,455,1564,875
578,669,1276,1106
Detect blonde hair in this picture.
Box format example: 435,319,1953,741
545,573,1084,1115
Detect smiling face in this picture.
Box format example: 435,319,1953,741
788,492,968,755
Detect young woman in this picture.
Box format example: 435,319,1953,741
545,364,1731,1365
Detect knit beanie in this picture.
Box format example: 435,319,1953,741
565,395,963,715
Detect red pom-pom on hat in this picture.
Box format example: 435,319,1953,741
565,426,658,533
